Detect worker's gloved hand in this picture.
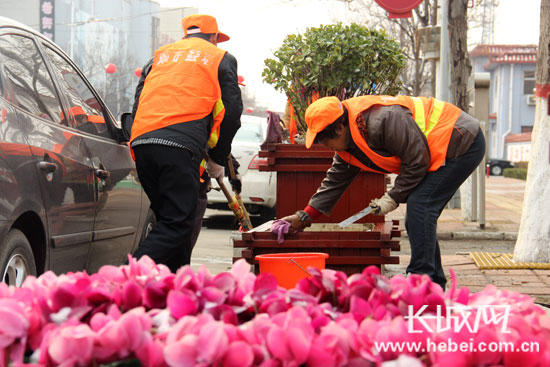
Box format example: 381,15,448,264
206,159,225,180
229,174,242,194
370,193,398,215
280,210,312,232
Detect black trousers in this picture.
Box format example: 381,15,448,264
132,144,200,273
405,129,486,289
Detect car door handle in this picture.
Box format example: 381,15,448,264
95,169,110,180
38,161,57,173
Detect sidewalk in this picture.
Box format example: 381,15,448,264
386,175,524,240
385,176,550,306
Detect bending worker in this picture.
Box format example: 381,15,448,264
130,14,242,273
282,95,485,290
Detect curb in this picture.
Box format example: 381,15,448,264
400,231,518,241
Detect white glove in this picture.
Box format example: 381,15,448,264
370,193,398,215
206,159,225,180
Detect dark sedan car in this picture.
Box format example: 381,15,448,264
488,159,515,176
0,17,153,286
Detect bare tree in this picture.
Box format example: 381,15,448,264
337,0,495,101
448,0,472,111
71,32,140,118
514,0,550,263
338,0,437,96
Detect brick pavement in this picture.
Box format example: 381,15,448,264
386,176,550,306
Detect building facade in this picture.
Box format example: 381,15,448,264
1,0,161,117
470,45,537,162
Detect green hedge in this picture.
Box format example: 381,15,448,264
503,168,527,180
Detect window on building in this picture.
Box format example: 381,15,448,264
0,34,62,123
523,71,536,95
521,125,533,133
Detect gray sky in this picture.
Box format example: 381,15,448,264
157,0,541,111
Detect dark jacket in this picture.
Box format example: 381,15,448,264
309,105,480,215
131,34,242,165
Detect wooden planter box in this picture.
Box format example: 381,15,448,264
231,143,402,276
233,221,401,276
258,143,386,223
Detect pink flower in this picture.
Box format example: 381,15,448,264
94,307,152,361
0,298,30,365
47,323,95,367
167,289,198,319
222,340,254,367
164,334,200,367
121,280,142,310
136,332,167,367
266,307,314,365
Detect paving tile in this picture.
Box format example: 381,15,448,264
486,275,542,284
496,286,550,295
482,269,537,276
447,264,481,271
533,269,550,276
456,279,492,287
451,269,486,275
441,255,473,265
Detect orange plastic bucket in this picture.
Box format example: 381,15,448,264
255,252,329,289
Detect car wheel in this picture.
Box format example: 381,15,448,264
140,209,156,243
491,164,503,176
0,229,36,287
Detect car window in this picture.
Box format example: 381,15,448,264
234,121,263,143
43,46,110,138
0,34,63,123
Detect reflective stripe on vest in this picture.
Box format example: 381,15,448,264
337,95,461,174
131,37,226,143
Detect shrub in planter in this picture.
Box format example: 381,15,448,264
1,256,549,366
262,23,406,134
503,168,528,180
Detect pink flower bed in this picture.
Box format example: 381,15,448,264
0,256,549,367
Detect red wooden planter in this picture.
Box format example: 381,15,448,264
259,143,386,223
233,221,401,276
232,143,401,276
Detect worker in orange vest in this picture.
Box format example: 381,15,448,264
282,96,485,290
129,14,242,272
281,92,319,144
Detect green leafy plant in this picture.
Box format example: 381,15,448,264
263,23,406,134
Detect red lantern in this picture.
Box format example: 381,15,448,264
246,107,253,114
134,68,142,77
238,75,244,84
105,63,117,74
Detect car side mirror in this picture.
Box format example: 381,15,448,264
120,112,133,142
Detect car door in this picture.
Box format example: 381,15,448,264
0,32,95,273
41,45,143,272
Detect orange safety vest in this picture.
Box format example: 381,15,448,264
131,37,227,148
337,95,462,174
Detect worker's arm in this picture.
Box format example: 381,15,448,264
131,58,154,118
207,52,243,165
281,154,360,229
307,154,361,216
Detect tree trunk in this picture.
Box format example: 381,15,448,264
514,0,550,263
448,0,471,111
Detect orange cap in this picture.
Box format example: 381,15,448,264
182,14,229,43
304,96,344,148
